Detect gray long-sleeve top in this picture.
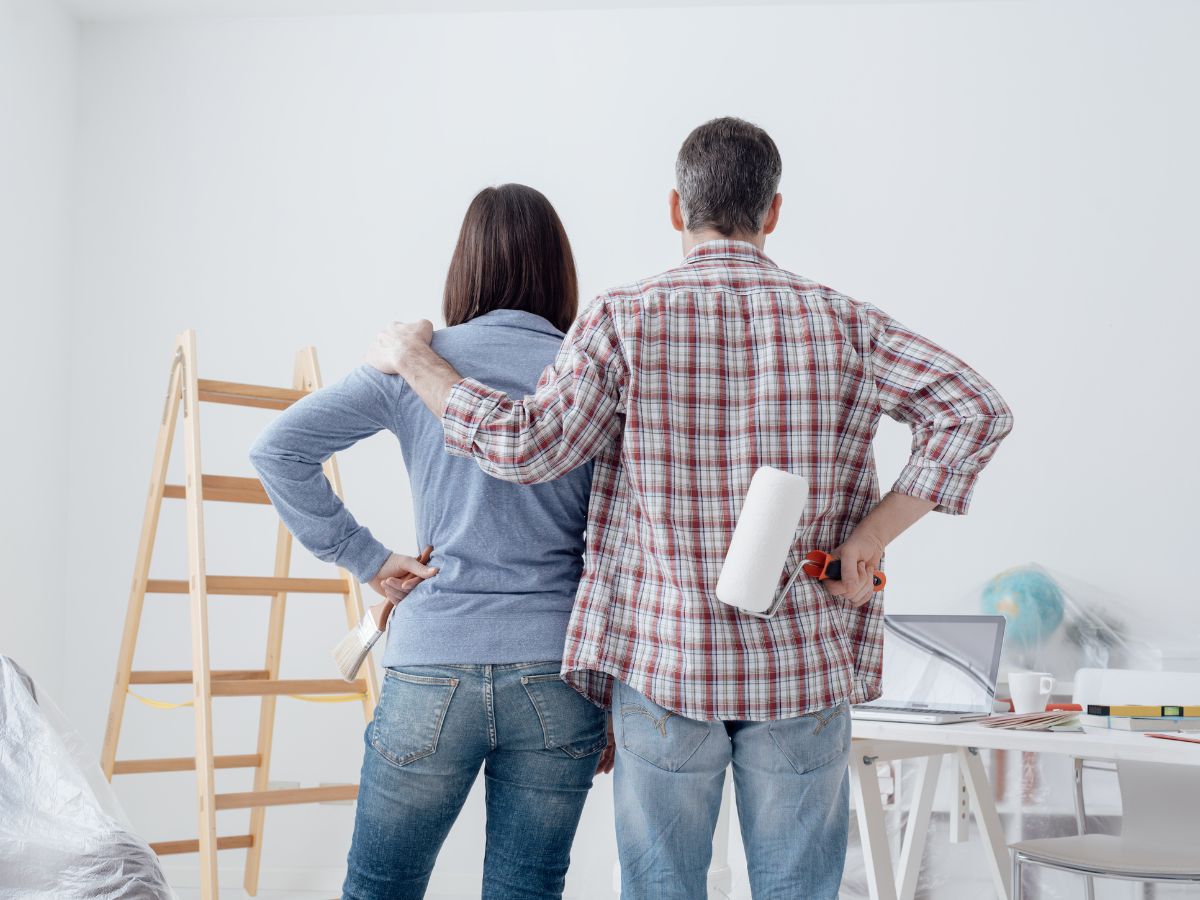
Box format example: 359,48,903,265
249,309,593,665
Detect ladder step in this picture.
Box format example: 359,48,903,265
151,834,254,856
113,753,262,775
129,669,270,684
215,784,358,810
145,576,349,595
197,379,308,411
163,475,270,504
211,678,367,697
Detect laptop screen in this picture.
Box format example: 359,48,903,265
862,615,1006,714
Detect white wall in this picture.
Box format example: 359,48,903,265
0,0,77,697
58,1,1200,895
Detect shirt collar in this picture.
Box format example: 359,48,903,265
470,308,565,337
684,239,777,269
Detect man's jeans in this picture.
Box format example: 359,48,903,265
612,679,851,900
342,662,607,900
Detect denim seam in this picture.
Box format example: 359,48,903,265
522,673,566,684
484,666,497,750
433,661,561,672
619,704,675,737
384,669,460,687
810,704,844,736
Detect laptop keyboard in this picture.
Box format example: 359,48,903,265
857,705,965,715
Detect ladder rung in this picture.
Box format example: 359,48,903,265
211,678,367,697
145,576,349,595
113,753,262,775
151,833,254,856
163,475,270,504
197,379,308,410
215,784,358,810
129,669,271,684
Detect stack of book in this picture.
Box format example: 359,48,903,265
1080,704,1200,732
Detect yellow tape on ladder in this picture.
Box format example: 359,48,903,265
126,688,363,708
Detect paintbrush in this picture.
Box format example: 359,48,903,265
332,545,434,682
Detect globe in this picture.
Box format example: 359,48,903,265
981,566,1065,647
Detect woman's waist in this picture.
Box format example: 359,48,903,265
391,586,578,619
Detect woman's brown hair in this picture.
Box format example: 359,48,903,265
442,184,579,334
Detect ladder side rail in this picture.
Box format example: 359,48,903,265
179,330,220,900
101,349,185,779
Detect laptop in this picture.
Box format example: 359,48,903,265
851,614,1006,724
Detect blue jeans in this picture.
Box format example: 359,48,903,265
612,680,851,900
342,662,607,900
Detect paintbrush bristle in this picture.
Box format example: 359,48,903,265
332,613,383,682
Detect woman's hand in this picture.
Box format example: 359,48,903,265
595,713,616,775
367,551,439,605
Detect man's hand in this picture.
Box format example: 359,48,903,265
366,320,463,416
366,320,435,376
822,530,885,608
822,491,937,607
595,713,616,775
367,551,439,606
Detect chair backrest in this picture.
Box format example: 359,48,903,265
1073,669,1200,848
1117,760,1200,848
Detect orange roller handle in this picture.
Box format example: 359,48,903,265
801,550,886,590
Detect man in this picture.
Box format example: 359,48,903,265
368,117,1013,899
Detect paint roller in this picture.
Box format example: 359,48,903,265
715,466,886,617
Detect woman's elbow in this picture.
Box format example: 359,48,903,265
248,434,278,476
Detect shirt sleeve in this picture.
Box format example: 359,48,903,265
863,304,1014,515
249,365,396,582
441,299,626,484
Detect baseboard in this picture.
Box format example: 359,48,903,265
160,864,345,893
159,864,486,896
162,861,727,899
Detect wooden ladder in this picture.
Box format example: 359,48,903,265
100,329,379,899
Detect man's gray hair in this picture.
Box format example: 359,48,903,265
675,117,782,237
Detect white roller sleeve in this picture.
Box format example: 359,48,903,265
716,466,809,616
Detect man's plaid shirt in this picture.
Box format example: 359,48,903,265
442,240,1012,721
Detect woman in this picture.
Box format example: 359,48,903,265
250,184,608,900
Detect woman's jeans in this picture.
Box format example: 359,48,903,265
612,679,851,900
342,662,607,900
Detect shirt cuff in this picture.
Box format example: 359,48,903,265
338,527,393,583
891,458,979,516
442,377,507,458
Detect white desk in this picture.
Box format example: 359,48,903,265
848,720,1200,900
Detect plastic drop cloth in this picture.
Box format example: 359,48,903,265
0,655,174,900
837,563,1198,899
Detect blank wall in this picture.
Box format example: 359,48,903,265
44,0,1200,894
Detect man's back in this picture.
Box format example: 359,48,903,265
386,117,1014,898
443,240,1013,721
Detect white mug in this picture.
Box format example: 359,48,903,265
1009,671,1055,714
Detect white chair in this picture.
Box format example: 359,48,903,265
1010,668,1200,899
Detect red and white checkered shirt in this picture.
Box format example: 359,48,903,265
443,240,1012,721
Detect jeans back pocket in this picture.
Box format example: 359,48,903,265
370,669,459,768
521,673,607,759
768,701,850,775
616,680,714,772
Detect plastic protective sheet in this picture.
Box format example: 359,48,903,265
980,563,1167,679
838,563,1199,899
0,655,174,900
